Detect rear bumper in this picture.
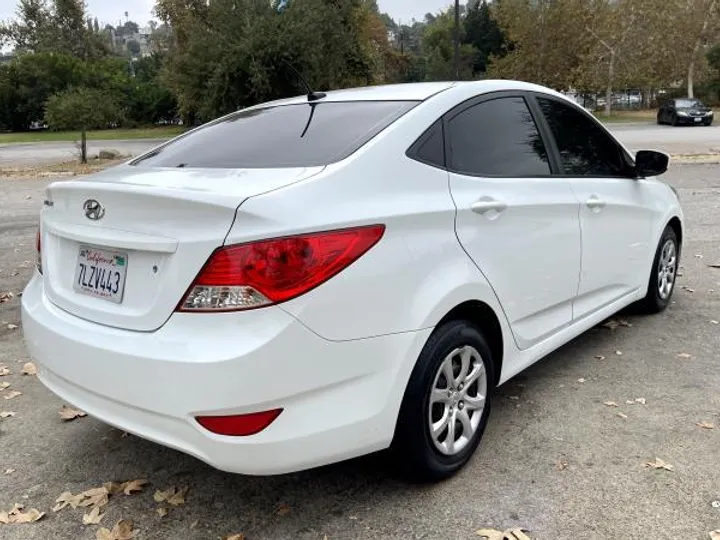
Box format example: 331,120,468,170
21,273,430,475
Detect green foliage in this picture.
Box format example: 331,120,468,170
45,87,121,131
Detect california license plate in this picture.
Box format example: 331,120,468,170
72,246,128,303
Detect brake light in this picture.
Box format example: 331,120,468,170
36,229,42,274
196,409,283,436
178,225,385,312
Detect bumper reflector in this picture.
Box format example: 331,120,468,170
195,408,283,436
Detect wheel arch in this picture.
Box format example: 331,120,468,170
667,215,683,255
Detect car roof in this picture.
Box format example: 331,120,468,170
251,80,569,108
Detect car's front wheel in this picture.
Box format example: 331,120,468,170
391,320,494,482
635,226,679,313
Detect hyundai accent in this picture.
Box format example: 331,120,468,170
22,80,682,481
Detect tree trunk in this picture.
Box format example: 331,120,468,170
687,61,695,98
80,129,87,164
605,51,614,116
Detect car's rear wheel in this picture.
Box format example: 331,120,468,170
391,320,494,482
635,226,679,314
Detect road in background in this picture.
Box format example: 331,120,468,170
1,123,720,169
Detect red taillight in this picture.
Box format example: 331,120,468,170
36,229,42,274
195,409,283,436
178,225,385,312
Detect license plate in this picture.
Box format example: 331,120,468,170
695,117,702,122
73,246,128,303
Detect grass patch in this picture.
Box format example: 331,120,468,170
594,110,658,123
0,126,184,144
0,156,125,178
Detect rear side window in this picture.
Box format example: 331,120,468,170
407,120,445,168
536,97,630,177
447,97,551,177
132,101,419,169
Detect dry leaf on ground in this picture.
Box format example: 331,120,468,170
59,405,87,421
676,353,692,359
121,479,147,495
0,411,16,418
0,367,10,376
711,501,720,509
190,519,199,529
556,459,568,471
277,503,291,516
21,362,37,376
0,503,45,524
644,457,674,471
154,486,188,506
3,390,21,400
79,487,110,508
697,422,715,430
53,491,85,512
156,507,168,518
476,528,531,540
7,324,18,330
83,506,105,525
5,468,15,474
709,530,720,540
617,412,628,419
0,381,10,389
604,401,619,407
103,482,123,495
0,291,13,303
96,519,138,540
635,398,646,405
223,535,245,540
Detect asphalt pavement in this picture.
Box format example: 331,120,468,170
0,147,720,539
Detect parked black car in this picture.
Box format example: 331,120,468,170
657,98,714,126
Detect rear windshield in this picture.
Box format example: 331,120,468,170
131,100,418,169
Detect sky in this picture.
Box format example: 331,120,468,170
0,0,455,27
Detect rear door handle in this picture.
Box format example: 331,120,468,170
585,195,606,211
471,198,508,215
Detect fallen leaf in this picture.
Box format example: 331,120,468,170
79,487,109,508
711,500,720,508
3,390,21,400
223,535,245,540
577,378,586,383
0,503,45,524
190,520,199,529
83,506,105,525
594,355,606,360
277,503,291,516
21,362,37,376
103,482,123,495
476,528,532,540
617,412,628,419
709,530,720,540
697,422,715,430
96,520,138,540
0,411,16,418
603,401,619,407
5,468,15,474
615,350,623,356
53,491,85,512
7,324,18,330
676,353,692,359
0,382,9,389
602,319,619,330
556,459,568,471
0,291,13,303
635,398,646,405
154,486,188,506
59,405,87,421
156,507,168,518
626,400,635,404
644,457,674,471
0,367,10,376
121,479,147,496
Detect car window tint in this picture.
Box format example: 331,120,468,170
537,98,628,177
132,101,418,169
408,120,445,168
447,97,550,176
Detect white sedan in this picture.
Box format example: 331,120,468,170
22,80,682,482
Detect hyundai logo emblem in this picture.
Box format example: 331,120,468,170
83,199,105,221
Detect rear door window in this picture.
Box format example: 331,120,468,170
132,101,419,169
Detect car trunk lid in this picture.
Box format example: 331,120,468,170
40,165,324,332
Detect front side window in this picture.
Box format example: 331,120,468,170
132,101,419,169
537,97,631,177
447,97,550,177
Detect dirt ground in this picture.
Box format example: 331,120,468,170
1,165,719,540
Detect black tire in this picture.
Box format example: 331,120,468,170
635,226,679,314
671,114,678,126
390,320,494,482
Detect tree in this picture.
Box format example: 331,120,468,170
463,0,506,75
127,39,141,56
422,9,475,81
45,88,121,162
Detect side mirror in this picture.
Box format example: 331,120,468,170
635,150,669,177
